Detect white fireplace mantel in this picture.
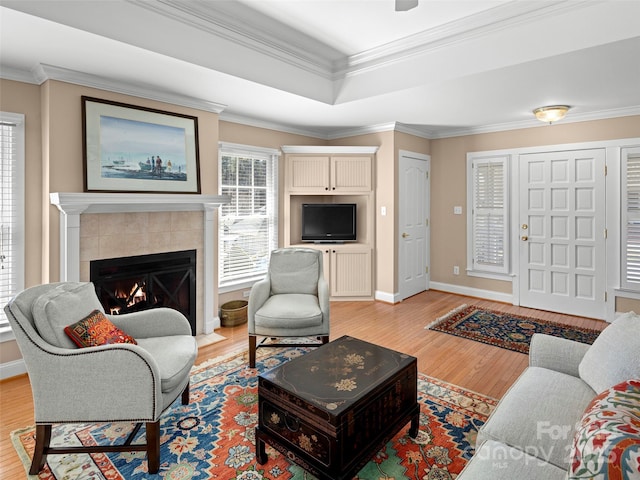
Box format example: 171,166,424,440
50,192,229,334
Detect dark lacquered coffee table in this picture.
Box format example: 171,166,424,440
256,335,419,480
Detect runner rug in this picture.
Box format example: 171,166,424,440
12,346,496,480
425,304,603,354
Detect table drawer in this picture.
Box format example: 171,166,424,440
260,399,333,466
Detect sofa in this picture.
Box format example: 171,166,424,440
457,312,640,480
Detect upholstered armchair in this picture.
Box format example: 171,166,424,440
248,247,330,368
4,282,197,474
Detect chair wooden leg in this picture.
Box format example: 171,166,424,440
249,335,257,368
181,382,190,405
29,424,51,475
146,421,160,474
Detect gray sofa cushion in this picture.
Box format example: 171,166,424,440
459,440,567,480
269,249,320,295
255,294,322,329
136,336,197,392
477,366,596,469
578,311,640,393
31,282,104,349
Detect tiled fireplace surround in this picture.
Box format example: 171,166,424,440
50,193,228,334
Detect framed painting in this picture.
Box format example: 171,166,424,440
82,96,201,193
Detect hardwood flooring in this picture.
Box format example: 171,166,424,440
0,290,608,478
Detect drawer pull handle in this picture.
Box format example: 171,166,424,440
284,413,300,432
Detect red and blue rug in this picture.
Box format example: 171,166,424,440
12,346,496,479
426,304,603,354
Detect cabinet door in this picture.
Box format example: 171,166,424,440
287,156,330,192
330,247,372,297
331,156,372,192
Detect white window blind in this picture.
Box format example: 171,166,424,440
218,143,278,288
622,147,640,290
0,113,25,334
470,155,509,275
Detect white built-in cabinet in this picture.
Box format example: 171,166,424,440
282,146,377,300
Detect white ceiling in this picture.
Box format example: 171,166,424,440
1,0,640,139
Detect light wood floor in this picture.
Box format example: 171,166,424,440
0,290,608,478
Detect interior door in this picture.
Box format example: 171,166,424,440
399,151,430,300
518,149,606,319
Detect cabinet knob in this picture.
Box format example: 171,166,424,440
325,187,329,190
332,187,336,190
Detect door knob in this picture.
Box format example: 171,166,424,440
402,233,409,238
522,224,528,230
521,236,528,241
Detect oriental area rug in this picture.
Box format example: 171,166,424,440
12,346,496,480
426,304,603,354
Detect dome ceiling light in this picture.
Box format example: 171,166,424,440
533,105,571,124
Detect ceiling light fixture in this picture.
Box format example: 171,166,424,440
395,0,418,11
533,105,571,124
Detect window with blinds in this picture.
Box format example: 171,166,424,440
469,155,509,275
622,147,640,290
218,143,278,288
0,113,25,334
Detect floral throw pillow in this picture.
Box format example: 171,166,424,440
568,379,640,480
64,309,137,348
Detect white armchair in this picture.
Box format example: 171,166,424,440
4,282,197,474
248,248,330,367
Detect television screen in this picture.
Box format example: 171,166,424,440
301,203,357,242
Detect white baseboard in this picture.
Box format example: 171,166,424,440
204,315,221,334
376,283,513,305
374,290,401,303
429,282,513,304
0,358,26,380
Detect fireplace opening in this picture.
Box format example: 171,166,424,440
90,250,196,335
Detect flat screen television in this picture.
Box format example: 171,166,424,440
301,203,357,243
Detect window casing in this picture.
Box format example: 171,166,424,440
218,143,278,289
621,146,640,291
467,154,510,276
0,113,25,338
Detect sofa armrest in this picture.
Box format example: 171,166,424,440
248,276,271,330
107,308,192,338
24,342,163,423
529,333,590,377
317,276,330,322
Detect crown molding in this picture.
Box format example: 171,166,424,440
325,122,435,140
281,145,379,154
0,65,39,84
33,64,227,114
430,105,640,139
219,112,329,140
342,1,589,77
128,0,335,80
4,65,637,142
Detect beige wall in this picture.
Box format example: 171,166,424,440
43,80,222,279
329,131,397,295
430,116,640,303
217,121,325,306
3,74,640,370
0,80,43,366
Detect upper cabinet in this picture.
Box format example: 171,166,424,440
287,155,372,193
282,146,377,194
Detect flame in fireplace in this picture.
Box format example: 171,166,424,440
111,281,148,314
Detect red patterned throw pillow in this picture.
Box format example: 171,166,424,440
64,310,137,347
568,379,640,480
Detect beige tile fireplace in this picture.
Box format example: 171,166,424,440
50,192,228,334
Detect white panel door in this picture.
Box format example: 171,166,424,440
519,149,606,319
399,151,430,300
